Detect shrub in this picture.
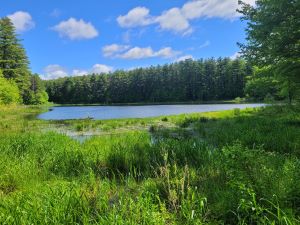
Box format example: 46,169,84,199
161,117,168,122
0,71,21,105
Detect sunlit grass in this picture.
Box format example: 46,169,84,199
0,104,299,224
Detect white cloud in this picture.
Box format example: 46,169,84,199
182,0,255,20
154,47,180,58
117,46,179,59
119,47,153,59
175,55,194,62
91,64,113,74
102,44,130,57
230,52,241,59
72,69,88,76
156,8,192,34
7,11,35,32
117,0,256,34
52,18,98,40
42,64,68,80
41,64,113,80
117,7,154,28
181,0,256,19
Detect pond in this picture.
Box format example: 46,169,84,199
38,103,265,120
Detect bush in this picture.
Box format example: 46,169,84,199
0,71,21,105
161,117,168,122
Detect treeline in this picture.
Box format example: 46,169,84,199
0,17,48,105
45,58,251,104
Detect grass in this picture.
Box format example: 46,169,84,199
0,104,299,224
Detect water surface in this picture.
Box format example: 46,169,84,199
38,104,265,120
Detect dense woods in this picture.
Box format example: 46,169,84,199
45,58,250,104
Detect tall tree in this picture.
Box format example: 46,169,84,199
0,17,31,103
26,74,49,104
238,0,300,102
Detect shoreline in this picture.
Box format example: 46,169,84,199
51,100,265,107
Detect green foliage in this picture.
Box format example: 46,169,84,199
24,74,49,104
238,0,299,66
35,90,49,104
0,70,20,104
275,59,300,103
239,0,300,102
245,66,280,101
45,58,251,104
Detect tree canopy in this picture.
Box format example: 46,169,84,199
245,66,280,101
238,0,300,102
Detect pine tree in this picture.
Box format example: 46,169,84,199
0,17,31,103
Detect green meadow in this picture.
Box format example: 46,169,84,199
0,105,299,224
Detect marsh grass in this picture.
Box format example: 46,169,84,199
0,105,299,224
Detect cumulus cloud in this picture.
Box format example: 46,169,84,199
181,0,256,19
41,64,113,80
119,47,154,59
72,69,88,76
91,64,113,74
52,18,98,40
181,0,256,20
117,7,154,28
102,44,130,57
155,8,192,34
117,0,256,34
7,11,35,32
154,47,180,58
175,55,194,62
42,64,68,80
115,46,179,59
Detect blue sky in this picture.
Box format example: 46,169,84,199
1,0,255,79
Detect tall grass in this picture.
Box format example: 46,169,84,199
0,105,299,224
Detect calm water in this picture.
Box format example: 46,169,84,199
38,104,265,120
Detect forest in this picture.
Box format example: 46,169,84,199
45,58,251,104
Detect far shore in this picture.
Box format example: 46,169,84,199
50,100,267,107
